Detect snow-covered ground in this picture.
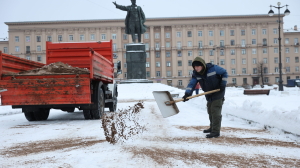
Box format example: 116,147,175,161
0,83,299,167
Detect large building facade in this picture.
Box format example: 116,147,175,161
1,14,299,87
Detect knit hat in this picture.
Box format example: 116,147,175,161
192,57,207,75
192,61,204,68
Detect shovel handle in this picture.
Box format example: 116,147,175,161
168,89,220,104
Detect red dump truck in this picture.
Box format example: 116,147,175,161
0,40,118,121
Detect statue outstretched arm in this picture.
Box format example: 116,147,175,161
112,1,129,11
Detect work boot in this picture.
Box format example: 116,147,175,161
206,132,220,138
203,128,211,133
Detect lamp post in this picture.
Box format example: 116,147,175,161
268,2,290,91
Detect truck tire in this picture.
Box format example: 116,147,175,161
24,112,36,121
83,110,92,119
91,82,105,119
34,108,50,121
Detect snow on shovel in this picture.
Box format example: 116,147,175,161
153,89,220,118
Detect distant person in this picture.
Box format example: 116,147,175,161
194,82,201,95
182,57,228,138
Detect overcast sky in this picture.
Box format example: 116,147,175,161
0,0,299,39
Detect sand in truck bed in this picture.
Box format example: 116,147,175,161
15,62,90,75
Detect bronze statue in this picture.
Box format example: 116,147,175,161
113,0,147,43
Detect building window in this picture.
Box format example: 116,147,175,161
252,29,256,35
286,57,290,63
209,50,214,56
80,35,85,41
263,58,268,64
231,59,235,65
252,39,256,45
230,40,235,46
146,52,149,58
253,68,258,74
198,31,203,37
232,78,236,84
47,36,52,42
167,71,172,77
220,59,225,65
166,52,171,57
274,48,278,53
155,33,160,39
241,39,246,46
187,31,192,37
286,48,289,53
220,40,225,47
285,38,289,44
274,38,278,44
188,51,193,56
178,60,182,66
178,70,182,76
286,67,290,72
189,70,193,75
210,60,214,64
188,60,192,66
15,36,19,42
274,57,279,63
145,43,149,50
241,29,245,36
231,69,236,75
295,47,299,53
36,36,41,42
273,28,277,34
177,41,181,49
242,58,246,64
296,57,299,63
124,63,127,68
155,52,160,58
165,32,170,38
90,34,95,40
15,46,20,52
198,41,203,48
295,66,299,72
156,71,161,77
187,41,192,47
262,29,267,35
242,68,247,74
113,43,117,51
177,32,181,37
166,42,170,48
178,80,183,86
220,30,224,36
209,40,214,46
101,34,106,40
37,45,41,52
37,55,42,62
243,78,247,84
26,36,30,42
220,50,224,56
155,43,160,50
166,61,171,67
252,49,257,54
177,51,182,57
209,31,214,36
264,67,268,73
231,49,235,55
3,47,8,53
295,38,299,44
263,48,267,54
242,49,246,55
156,62,160,67
26,55,31,60
124,44,127,49
58,35,63,41
144,33,149,39
198,50,203,56
124,53,127,59
146,62,150,67
230,30,234,36
122,34,127,40
26,46,30,53
69,35,74,41
253,58,257,64
263,39,267,45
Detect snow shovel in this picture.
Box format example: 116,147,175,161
153,89,220,118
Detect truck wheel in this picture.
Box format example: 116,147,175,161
24,112,36,121
34,108,50,121
92,82,105,119
83,110,92,119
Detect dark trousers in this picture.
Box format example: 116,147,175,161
129,21,141,43
206,98,224,133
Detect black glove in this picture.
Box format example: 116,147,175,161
182,93,191,102
220,86,226,92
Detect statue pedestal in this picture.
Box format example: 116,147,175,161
122,43,153,84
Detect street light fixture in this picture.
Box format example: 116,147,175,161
268,2,290,91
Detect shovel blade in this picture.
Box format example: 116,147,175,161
152,91,180,118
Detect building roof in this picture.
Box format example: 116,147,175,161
5,14,279,25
